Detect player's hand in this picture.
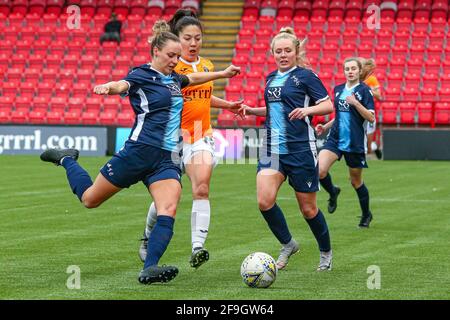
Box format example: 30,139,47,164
227,99,244,110
93,84,110,95
222,65,241,78
288,107,310,121
345,94,359,106
315,124,325,136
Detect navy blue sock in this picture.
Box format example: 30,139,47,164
305,209,331,252
260,203,292,245
355,183,370,216
144,215,175,268
320,173,336,196
61,157,93,201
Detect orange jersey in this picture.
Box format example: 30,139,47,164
364,75,380,90
175,57,214,143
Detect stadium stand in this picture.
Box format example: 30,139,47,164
0,0,447,129
219,0,449,128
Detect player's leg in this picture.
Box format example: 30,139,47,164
318,149,341,213
139,178,181,284
257,169,298,270
40,148,121,208
295,192,332,271
185,150,214,268
349,167,373,228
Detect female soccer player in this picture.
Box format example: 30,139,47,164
240,28,334,271
315,58,375,228
360,58,383,159
40,21,240,284
139,10,245,269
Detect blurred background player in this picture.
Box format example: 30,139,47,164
139,10,245,269
240,28,334,271
360,58,383,159
315,58,375,228
40,21,240,285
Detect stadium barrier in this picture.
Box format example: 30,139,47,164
383,128,450,160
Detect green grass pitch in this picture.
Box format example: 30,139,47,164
0,155,449,300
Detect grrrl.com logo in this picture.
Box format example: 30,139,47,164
0,128,104,155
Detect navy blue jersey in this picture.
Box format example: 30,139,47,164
121,64,189,152
328,82,375,153
263,66,329,154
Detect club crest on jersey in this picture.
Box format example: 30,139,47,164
267,87,282,101
291,75,301,86
166,83,182,96
355,91,362,100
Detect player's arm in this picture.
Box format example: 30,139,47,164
346,95,375,123
371,86,382,101
93,80,129,95
210,96,243,110
186,65,240,86
315,119,335,136
288,98,333,121
241,106,267,117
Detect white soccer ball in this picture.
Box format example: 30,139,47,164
240,252,277,288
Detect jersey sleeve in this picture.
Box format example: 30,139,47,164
120,68,145,97
361,86,375,112
174,73,190,89
303,70,330,104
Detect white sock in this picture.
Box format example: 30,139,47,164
371,142,378,151
145,202,157,238
191,199,210,251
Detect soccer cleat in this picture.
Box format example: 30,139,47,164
40,148,79,166
317,250,332,271
189,247,209,269
358,212,373,228
276,239,300,270
138,265,179,284
138,231,148,263
375,149,383,160
327,186,341,214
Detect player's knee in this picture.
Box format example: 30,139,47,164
300,204,317,218
82,198,100,209
319,167,328,179
258,196,276,212
350,178,362,189
158,202,178,216
192,183,209,199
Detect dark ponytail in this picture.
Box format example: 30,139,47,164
168,9,203,36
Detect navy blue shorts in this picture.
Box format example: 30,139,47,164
257,150,319,193
322,140,368,169
100,141,182,189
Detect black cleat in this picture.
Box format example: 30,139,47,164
138,265,179,284
327,186,341,214
40,148,79,165
358,212,373,228
375,149,383,160
189,247,209,269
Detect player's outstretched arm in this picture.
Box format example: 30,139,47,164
93,80,129,95
211,96,245,119
240,105,267,117
186,65,240,86
288,98,333,121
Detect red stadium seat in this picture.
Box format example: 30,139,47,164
421,86,437,102
225,84,242,101
294,1,311,19
99,110,117,125
414,2,430,20
0,96,13,111
417,102,432,124
19,82,36,98
114,0,129,17
117,111,134,127
46,0,64,15
164,0,181,16
32,96,48,111
29,0,46,15
380,102,398,124
277,0,294,18
11,0,28,16
64,110,82,125
81,111,99,125
46,110,63,124
435,102,450,125
130,0,147,16
217,113,236,127
0,0,10,16
37,82,54,98
243,0,260,18
10,110,28,124
399,102,416,124
28,110,46,124
50,97,67,112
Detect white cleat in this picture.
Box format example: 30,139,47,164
317,250,332,271
276,239,300,270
